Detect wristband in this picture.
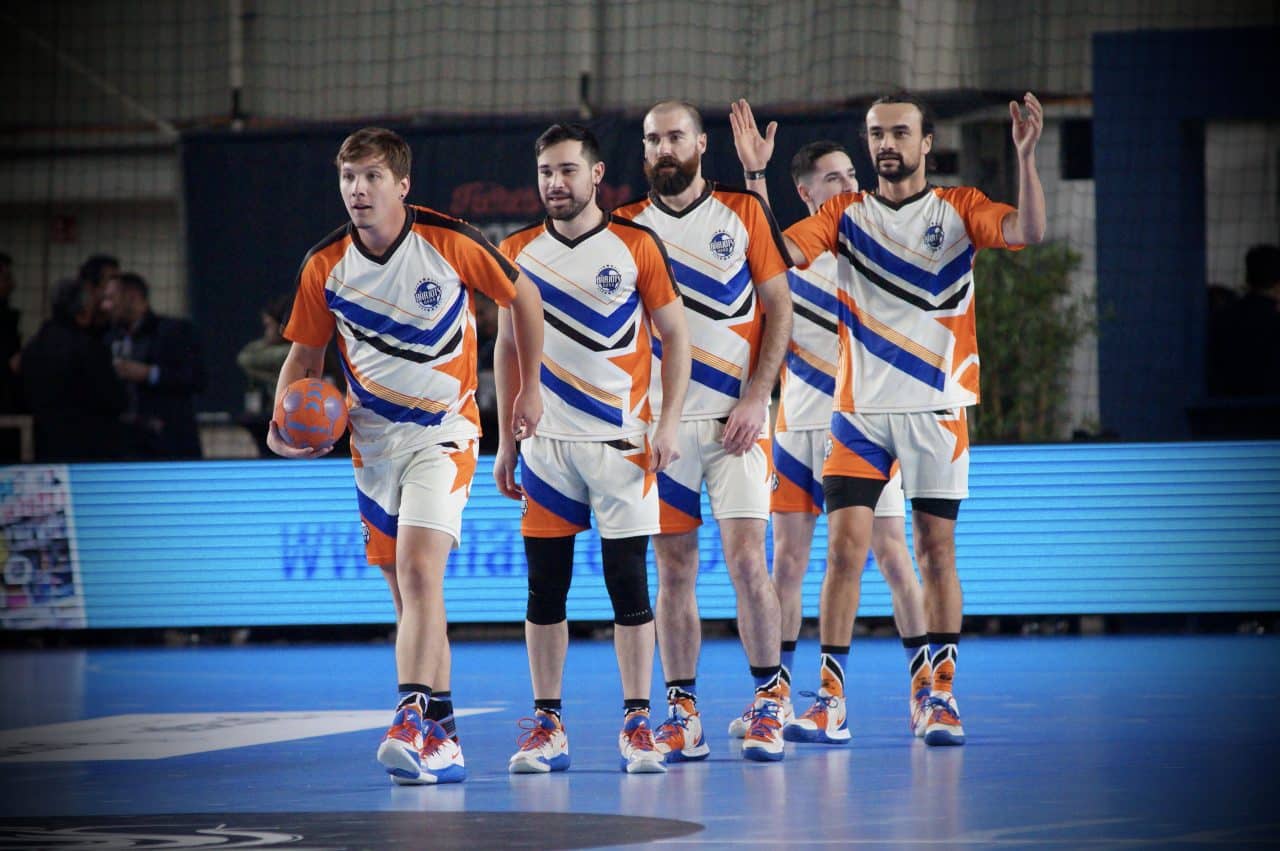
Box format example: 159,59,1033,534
744,168,766,180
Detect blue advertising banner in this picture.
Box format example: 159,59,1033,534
3,441,1276,629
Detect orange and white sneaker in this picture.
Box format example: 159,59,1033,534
508,711,570,774
910,686,931,738
619,712,667,774
741,690,786,762
923,693,966,746
377,708,466,785
782,668,850,745
653,695,710,763
728,678,792,737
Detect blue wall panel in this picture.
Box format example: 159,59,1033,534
6,441,1275,628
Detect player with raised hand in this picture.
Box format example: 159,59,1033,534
774,92,1045,747
729,99,932,744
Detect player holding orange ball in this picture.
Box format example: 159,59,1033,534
268,127,544,785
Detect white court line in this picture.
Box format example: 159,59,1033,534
0,708,500,762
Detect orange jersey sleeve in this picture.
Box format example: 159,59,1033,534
612,218,680,314
725,189,791,284
784,191,856,267
413,207,521,307
939,186,1019,250
498,222,543,266
284,235,344,347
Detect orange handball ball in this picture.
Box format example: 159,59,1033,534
274,378,348,450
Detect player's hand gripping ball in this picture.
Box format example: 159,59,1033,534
273,378,348,450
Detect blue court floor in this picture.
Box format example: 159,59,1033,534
0,634,1275,848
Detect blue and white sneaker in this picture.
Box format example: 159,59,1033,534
741,690,787,762
653,695,710,763
923,693,966,746
377,708,466,785
782,669,850,745
619,711,666,774
508,711,571,774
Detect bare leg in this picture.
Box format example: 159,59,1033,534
720,517,780,667
870,516,927,638
652,530,701,681
912,511,961,633
615,622,657,700
819,505,874,646
392,525,455,688
525,621,568,700
771,511,818,643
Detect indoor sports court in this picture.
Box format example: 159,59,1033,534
2,2,1278,848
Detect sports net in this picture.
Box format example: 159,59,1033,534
2,1,1277,442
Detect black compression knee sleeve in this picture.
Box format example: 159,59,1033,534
601,535,653,626
525,535,575,625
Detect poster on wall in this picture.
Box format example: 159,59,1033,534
1,466,86,629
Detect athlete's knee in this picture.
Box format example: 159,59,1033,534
525,535,575,625
602,536,653,626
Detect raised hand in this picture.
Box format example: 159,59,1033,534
729,98,777,173
1010,92,1043,159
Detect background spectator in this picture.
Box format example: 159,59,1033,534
1208,244,1280,398
103,272,207,459
19,279,127,461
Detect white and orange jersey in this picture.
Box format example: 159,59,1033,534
784,185,1018,414
285,203,519,461
776,251,840,432
612,182,790,421
500,214,680,440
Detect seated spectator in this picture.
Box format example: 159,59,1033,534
103,272,207,459
20,279,127,461
1208,244,1280,397
236,294,293,456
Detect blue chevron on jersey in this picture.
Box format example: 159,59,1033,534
656,471,702,520
839,216,975,298
326,288,466,349
668,258,753,307
786,350,836,396
691,357,744,398
539,363,624,427
340,364,448,428
520,265,641,339
355,484,398,539
834,299,948,391
830,413,894,478
788,270,840,316
774,440,825,509
521,459,592,528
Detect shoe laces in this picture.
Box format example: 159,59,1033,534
515,716,556,751
654,713,688,742
797,689,839,716
625,720,657,752
746,700,782,737
421,718,449,756
925,696,959,723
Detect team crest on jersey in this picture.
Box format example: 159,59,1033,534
710,231,735,260
923,223,945,252
595,265,622,295
414,279,443,315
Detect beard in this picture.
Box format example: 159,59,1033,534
543,185,595,222
875,153,921,183
644,153,699,196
